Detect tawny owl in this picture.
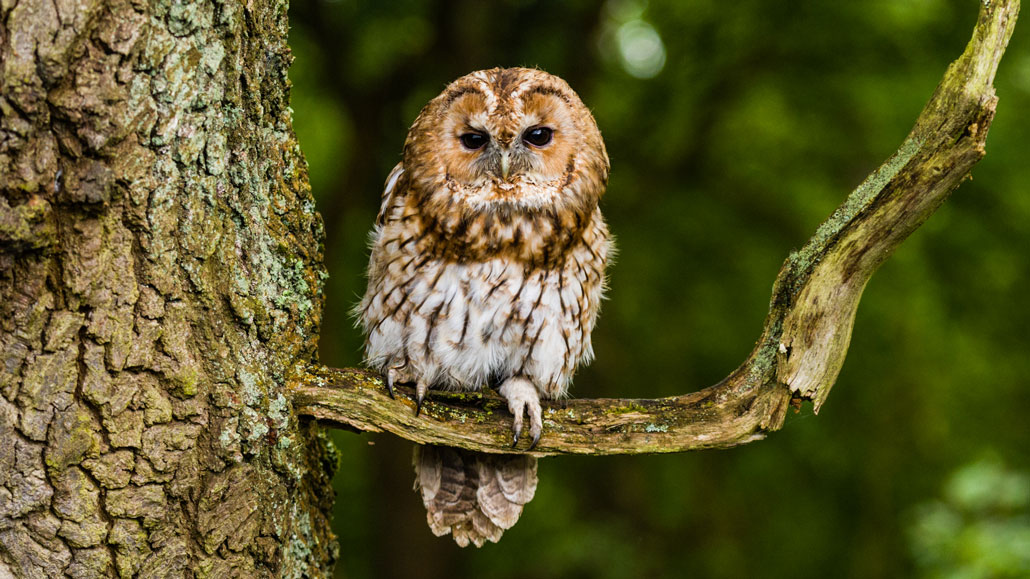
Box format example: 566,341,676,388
357,67,611,546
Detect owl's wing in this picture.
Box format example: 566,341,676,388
375,162,405,226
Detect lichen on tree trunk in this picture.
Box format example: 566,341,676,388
1,1,335,577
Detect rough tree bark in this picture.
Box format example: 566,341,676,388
292,0,1020,456
1,1,335,577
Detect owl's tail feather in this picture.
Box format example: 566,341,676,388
414,445,538,547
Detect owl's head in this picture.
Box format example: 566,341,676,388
403,68,609,219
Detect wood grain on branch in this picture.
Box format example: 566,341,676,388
291,0,1020,456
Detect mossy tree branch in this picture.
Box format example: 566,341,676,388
291,0,1019,456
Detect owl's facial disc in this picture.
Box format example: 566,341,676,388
406,68,608,215
447,102,581,210
454,116,559,186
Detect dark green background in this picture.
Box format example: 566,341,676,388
287,1,1030,577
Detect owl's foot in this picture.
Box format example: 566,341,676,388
498,376,542,450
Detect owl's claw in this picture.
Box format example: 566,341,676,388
509,413,542,449
499,377,543,449
528,431,541,451
386,363,413,400
385,369,397,399
415,381,429,416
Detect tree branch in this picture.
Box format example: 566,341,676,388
291,0,1020,456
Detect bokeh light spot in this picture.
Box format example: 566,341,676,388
616,20,666,79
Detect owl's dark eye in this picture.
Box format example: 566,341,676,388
459,132,488,150
522,126,553,147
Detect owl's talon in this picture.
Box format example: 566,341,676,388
511,405,524,446
528,431,540,451
526,411,542,450
512,417,523,447
386,364,413,400
415,381,429,416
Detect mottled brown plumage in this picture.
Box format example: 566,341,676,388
358,67,611,546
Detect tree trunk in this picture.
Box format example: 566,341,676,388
1,1,335,577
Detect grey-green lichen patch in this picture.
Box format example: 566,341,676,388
240,406,269,445
432,405,474,424
172,116,207,166
219,416,242,450
285,509,315,579
271,257,315,317
204,131,227,176
788,136,924,281
267,391,291,431
744,332,780,387
545,407,582,423
200,40,225,76
236,367,263,407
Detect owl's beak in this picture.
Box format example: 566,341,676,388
500,152,511,180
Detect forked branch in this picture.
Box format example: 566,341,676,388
291,0,1020,456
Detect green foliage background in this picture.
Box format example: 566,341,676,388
287,1,1029,577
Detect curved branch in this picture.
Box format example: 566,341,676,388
291,0,1020,456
